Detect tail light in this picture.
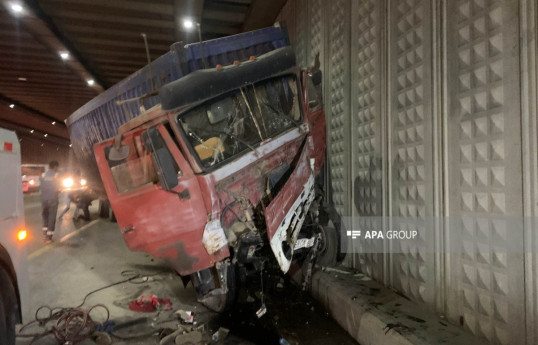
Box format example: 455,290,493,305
17,229,27,241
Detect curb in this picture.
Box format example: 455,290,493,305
311,268,489,345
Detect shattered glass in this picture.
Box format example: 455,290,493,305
178,75,301,168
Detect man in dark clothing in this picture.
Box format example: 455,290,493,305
41,161,60,243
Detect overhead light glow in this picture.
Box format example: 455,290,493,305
52,121,56,125
60,51,69,60
87,79,95,86
9,104,14,108
44,133,48,137
18,77,27,81
69,144,73,147
183,19,194,29
10,3,23,14
30,129,34,133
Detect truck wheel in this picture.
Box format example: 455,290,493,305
0,267,18,345
98,200,109,218
99,200,116,222
315,223,338,267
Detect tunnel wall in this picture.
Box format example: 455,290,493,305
276,0,538,344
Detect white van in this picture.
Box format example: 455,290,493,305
0,128,28,345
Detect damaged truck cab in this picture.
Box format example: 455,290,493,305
92,44,333,312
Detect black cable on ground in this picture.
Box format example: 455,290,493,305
17,269,170,344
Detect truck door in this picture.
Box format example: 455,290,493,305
301,69,326,175
95,124,229,276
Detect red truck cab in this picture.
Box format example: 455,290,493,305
94,47,334,311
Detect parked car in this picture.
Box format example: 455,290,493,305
21,164,48,193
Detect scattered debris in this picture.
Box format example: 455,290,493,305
321,266,352,275
160,327,184,345
93,331,112,345
129,295,173,312
175,330,203,344
256,304,267,318
175,309,194,324
211,327,230,342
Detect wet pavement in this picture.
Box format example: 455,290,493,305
19,193,358,345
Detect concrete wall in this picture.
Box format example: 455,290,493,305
276,0,538,344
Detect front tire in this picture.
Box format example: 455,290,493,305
315,224,338,266
0,267,18,345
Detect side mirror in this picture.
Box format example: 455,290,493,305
142,128,179,191
108,145,130,161
108,134,130,161
311,70,322,86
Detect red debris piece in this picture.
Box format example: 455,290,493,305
128,295,172,312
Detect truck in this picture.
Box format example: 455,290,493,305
66,24,340,312
0,128,28,345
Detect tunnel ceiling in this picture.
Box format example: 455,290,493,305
0,0,286,148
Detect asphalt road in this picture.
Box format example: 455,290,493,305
19,193,358,345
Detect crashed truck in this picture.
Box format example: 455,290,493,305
66,24,341,312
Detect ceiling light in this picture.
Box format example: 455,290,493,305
10,3,23,14
59,51,69,60
183,19,194,29
52,121,56,125
69,144,73,148
9,104,14,108
44,133,48,137
30,129,34,133
18,77,27,81
87,79,95,86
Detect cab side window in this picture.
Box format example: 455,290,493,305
307,73,322,111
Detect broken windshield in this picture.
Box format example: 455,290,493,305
178,75,300,169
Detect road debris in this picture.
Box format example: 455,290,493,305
175,309,195,324
212,327,230,342
128,295,173,312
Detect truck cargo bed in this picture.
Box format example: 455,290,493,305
66,24,289,191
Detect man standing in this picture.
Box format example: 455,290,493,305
41,161,60,243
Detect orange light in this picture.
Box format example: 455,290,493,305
29,179,35,185
17,230,27,241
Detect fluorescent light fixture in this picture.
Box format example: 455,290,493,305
59,51,69,60
44,133,48,137
9,104,14,108
10,3,23,14
52,121,56,125
18,77,27,81
183,19,194,29
87,79,95,86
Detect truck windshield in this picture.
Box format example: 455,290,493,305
178,75,300,169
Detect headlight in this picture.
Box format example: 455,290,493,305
29,179,35,185
80,178,87,186
62,178,74,188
